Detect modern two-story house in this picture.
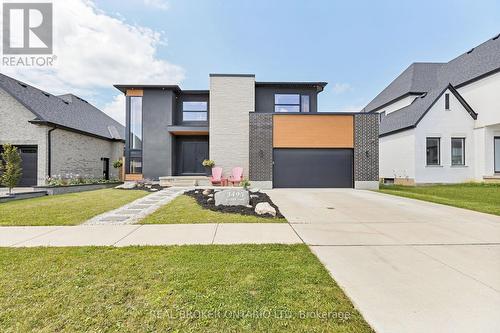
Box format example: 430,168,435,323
364,34,500,184
115,74,379,189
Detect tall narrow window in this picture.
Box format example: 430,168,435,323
451,138,465,165
379,111,386,123
426,137,440,166
183,101,207,121
130,97,142,150
445,93,450,110
301,95,310,113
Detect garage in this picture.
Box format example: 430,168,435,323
273,148,353,188
0,145,38,187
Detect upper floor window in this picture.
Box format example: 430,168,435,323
129,96,142,150
275,94,310,113
445,93,450,110
183,101,207,121
426,137,440,166
379,111,386,123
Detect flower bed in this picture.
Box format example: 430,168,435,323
185,189,284,218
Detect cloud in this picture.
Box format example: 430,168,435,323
102,94,126,125
332,83,352,94
0,0,184,122
143,0,169,10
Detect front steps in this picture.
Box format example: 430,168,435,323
159,176,211,187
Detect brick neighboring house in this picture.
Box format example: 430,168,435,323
115,74,379,189
0,74,124,186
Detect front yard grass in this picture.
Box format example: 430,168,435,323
0,245,373,332
379,183,500,216
0,189,148,226
141,195,286,224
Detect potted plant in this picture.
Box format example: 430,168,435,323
202,159,215,176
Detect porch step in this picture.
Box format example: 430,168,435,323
483,175,500,183
159,176,210,187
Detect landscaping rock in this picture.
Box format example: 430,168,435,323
202,189,211,196
250,194,258,199
215,189,250,206
195,190,199,194
208,194,214,197
115,182,136,189
150,188,158,192
255,202,276,217
249,188,260,193
207,198,214,203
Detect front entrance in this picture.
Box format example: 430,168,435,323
101,158,110,180
495,137,500,173
176,136,208,175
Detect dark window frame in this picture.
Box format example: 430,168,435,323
182,101,208,122
445,93,450,110
126,96,143,174
494,136,500,173
426,137,441,166
451,138,465,166
274,94,310,113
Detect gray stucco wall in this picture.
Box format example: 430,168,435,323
51,128,123,179
255,86,318,113
354,113,379,186
249,113,273,182
0,88,48,185
142,89,175,179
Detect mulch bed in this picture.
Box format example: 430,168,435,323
184,189,284,218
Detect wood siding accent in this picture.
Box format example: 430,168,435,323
273,115,354,148
126,89,144,97
125,174,143,181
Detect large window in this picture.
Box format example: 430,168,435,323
274,94,310,113
426,137,440,166
129,97,142,150
451,138,465,166
183,101,207,121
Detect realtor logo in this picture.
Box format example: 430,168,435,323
3,3,53,54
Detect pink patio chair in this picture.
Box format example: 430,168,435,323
210,167,224,186
228,167,243,186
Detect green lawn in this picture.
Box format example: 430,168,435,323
379,183,500,216
141,195,286,224
0,245,373,332
0,189,148,226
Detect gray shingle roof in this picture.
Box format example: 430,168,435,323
0,74,124,141
365,34,500,135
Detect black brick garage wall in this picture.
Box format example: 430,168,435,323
249,113,273,181
354,114,379,182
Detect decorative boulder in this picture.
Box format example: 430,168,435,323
249,188,260,193
202,189,211,196
250,194,258,199
255,202,276,217
115,182,136,189
207,198,214,203
215,189,250,206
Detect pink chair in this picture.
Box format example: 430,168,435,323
210,167,224,186
228,167,243,186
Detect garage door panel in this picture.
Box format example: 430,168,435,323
0,145,37,187
273,148,353,188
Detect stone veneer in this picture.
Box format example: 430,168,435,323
209,74,255,178
354,113,379,189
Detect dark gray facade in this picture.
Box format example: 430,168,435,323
255,87,318,113
354,113,379,182
174,91,209,126
249,113,273,181
142,89,175,179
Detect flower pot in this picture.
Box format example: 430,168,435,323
205,166,212,176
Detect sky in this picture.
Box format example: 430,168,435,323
2,0,500,124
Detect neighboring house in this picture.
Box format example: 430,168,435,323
0,74,124,186
364,34,500,184
115,74,379,189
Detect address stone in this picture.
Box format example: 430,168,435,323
215,189,250,206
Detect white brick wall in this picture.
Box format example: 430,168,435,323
209,75,255,178
0,88,124,184
51,129,123,179
0,88,48,185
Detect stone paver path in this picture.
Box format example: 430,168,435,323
84,188,184,225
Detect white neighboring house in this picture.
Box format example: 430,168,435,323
0,74,124,186
364,34,500,184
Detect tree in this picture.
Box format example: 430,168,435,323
0,144,22,195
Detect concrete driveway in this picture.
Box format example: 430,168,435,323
267,189,500,333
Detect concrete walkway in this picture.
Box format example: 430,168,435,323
267,189,500,333
84,188,184,225
0,224,301,247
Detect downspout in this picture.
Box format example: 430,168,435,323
47,126,57,177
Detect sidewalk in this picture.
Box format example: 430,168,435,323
0,224,302,247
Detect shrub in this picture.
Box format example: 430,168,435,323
240,178,251,190
202,159,215,168
112,160,123,169
0,144,23,194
